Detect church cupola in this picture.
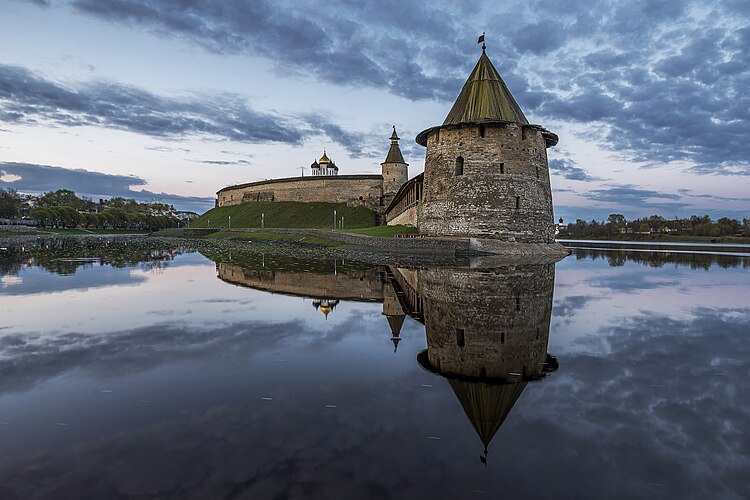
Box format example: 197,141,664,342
381,126,409,206
316,150,338,176
311,159,321,176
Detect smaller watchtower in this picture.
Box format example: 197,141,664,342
381,127,409,207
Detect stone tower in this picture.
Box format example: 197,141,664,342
415,47,559,243
401,262,558,457
381,127,409,207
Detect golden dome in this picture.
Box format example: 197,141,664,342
319,305,332,318
319,150,332,164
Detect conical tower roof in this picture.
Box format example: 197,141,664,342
382,126,407,164
448,379,527,450
386,314,405,337
443,51,529,127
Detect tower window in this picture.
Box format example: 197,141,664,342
536,166,539,178
501,331,505,344
500,163,505,174
515,196,520,209
479,125,485,138
455,328,465,347
455,156,464,176
516,297,521,311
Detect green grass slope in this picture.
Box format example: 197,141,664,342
192,202,377,229
343,225,418,237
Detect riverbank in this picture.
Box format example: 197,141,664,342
0,231,568,267
557,233,748,244
558,238,750,255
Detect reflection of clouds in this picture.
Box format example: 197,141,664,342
0,264,144,296
587,272,680,292
520,308,750,499
1,250,749,498
0,317,354,395
2,307,747,499
552,295,598,318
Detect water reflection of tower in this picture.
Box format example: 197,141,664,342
382,279,406,351
392,263,559,463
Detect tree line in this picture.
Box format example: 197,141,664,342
560,214,750,238
1,188,179,230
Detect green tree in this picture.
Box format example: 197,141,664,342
0,188,23,218
38,189,86,210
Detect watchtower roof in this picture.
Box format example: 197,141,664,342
382,126,407,165
443,51,529,127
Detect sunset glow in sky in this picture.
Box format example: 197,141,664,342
1,0,748,219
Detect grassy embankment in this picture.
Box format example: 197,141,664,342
203,230,346,247
190,201,378,230
342,225,419,237
156,202,422,247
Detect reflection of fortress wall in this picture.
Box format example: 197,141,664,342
218,263,385,302
414,263,555,381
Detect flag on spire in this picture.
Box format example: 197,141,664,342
477,33,485,44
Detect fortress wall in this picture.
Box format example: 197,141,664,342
217,175,385,213
414,263,555,380
419,124,554,243
387,204,418,227
217,263,385,302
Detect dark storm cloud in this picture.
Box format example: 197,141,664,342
0,64,388,157
0,161,143,194
510,20,567,55
0,161,214,211
0,64,306,144
17,0,750,174
548,159,603,181
70,0,465,102
585,184,681,203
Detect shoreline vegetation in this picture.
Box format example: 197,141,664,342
1,234,746,274
558,233,748,244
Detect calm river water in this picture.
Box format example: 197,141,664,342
0,241,748,499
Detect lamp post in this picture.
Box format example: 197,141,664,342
228,215,231,229
333,209,337,230
261,212,264,228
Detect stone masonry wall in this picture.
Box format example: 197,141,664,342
387,204,418,226
419,123,554,243
381,161,409,207
217,175,385,213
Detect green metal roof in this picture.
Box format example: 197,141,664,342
384,143,406,164
442,51,529,126
382,126,407,164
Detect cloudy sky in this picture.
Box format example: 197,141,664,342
0,0,748,218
